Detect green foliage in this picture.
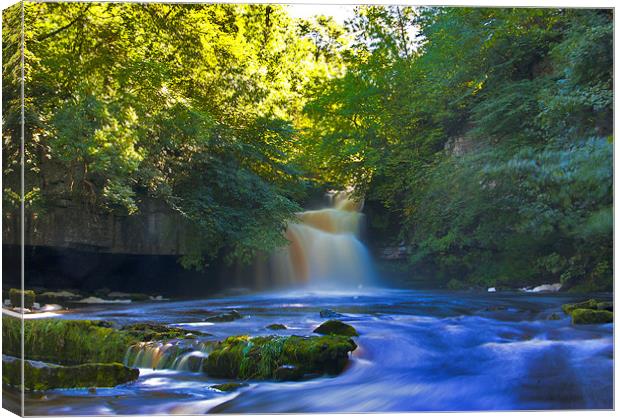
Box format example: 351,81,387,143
304,7,612,290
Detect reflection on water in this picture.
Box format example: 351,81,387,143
11,288,613,414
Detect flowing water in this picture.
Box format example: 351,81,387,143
6,192,613,414
11,288,613,414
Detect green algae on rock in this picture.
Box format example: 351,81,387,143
203,334,357,380
2,356,139,390
121,322,210,341
210,382,247,392
265,323,287,330
3,316,135,365
9,289,36,309
570,308,613,325
561,299,598,314
313,320,359,337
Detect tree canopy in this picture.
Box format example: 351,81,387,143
3,4,613,289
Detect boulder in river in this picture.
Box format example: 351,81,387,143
570,308,613,325
9,288,35,309
562,299,599,314
205,310,243,322
202,334,357,380
320,309,343,318
122,322,210,341
210,382,247,392
266,323,287,330
313,320,359,337
2,356,139,390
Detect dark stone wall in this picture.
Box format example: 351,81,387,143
3,198,195,256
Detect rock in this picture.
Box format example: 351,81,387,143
597,301,613,312
570,308,613,325
210,383,247,392
76,296,132,304
319,309,343,319
562,299,598,314
3,316,133,365
487,287,497,293
313,320,358,337
108,292,150,301
547,313,562,320
41,304,63,312
88,387,97,394
2,356,139,390
205,310,243,322
37,290,81,304
121,322,209,342
202,334,357,380
274,364,303,381
266,324,287,330
9,288,36,309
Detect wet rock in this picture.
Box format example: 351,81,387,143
37,290,81,304
570,308,613,325
561,299,598,314
3,316,133,365
597,301,613,312
205,310,243,322
2,356,139,390
547,313,562,320
274,364,303,381
210,382,247,392
121,322,210,341
108,292,150,301
9,288,35,309
203,334,357,380
320,309,343,318
313,320,359,337
266,324,287,330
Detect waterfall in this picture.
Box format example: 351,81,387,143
124,341,213,372
266,190,375,288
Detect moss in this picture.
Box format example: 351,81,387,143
9,289,35,309
205,310,243,322
313,320,359,337
596,301,613,312
210,382,247,392
202,334,356,380
3,316,135,365
3,357,139,390
121,322,209,341
446,279,465,290
561,299,598,314
570,308,613,325
265,324,287,330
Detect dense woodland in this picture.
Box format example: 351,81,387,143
2,4,613,291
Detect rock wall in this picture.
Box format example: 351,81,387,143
3,198,195,256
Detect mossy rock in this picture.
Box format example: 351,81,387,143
210,382,247,392
266,324,287,330
561,299,598,314
313,320,358,337
3,316,135,365
205,310,243,322
202,334,357,380
596,301,613,312
121,322,209,341
9,289,35,309
2,356,139,391
547,313,562,320
570,308,613,325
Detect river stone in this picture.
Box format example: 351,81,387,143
2,356,139,390
266,323,287,330
205,310,243,322
562,299,598,314
570,308,613,325
202,335,357,380
211,382,247,392
9,288,35,309
313,320,359,337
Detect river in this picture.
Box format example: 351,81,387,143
9,287,613,414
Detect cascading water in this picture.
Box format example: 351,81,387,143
266,190,375,288
124,341,213,372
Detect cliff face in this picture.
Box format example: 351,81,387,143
3,198,195,255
